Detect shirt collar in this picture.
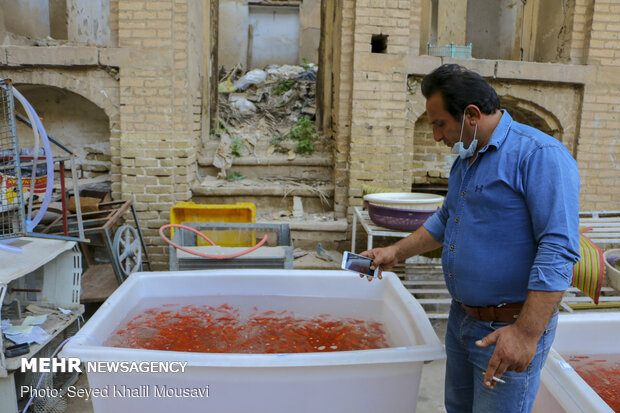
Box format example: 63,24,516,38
481,110,512,153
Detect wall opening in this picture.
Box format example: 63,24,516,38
371,34,388,54
419,0,576,62
14,85,111,180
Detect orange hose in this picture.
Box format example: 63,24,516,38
159,224,268,259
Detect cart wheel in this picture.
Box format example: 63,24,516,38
113,225,142,277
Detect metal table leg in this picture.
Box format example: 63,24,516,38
351,211,358,253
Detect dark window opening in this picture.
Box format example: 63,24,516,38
371,34,388,54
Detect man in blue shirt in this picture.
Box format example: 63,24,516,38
362,64,580,413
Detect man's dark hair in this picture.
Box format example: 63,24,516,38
421,64,500,120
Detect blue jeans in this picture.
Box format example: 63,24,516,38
444,300,557,413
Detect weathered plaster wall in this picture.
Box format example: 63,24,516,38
300,0,321,63
67,0,111,46
534,0,575,63
0,0,50,39
49,0,68,40
14,85,111,178
466,0,522,61
248,4,299,68
0,65,120,187
219,0,321,70
219,0,249,69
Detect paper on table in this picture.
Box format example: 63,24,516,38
5,325,34,335
57,307,72,315
1,319,11,330
4,326,50,345
22,314,47,326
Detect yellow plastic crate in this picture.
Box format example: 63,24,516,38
170,202,256,247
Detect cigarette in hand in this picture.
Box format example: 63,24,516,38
482,372,506,384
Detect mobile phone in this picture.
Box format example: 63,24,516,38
341,251,380,277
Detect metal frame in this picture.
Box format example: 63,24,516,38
43,200,151,284
170,222,293,270
351,207,411,253
1,79,86,243
0,78,27,240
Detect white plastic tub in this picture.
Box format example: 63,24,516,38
62,270,444,413
532,312,619,413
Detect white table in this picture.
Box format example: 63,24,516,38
351,207,412,253
0,237,83,412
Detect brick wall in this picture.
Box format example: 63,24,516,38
576,1,620,211
570,0,594,64
333,0,355,218
117,0,202,268
346,0,412,216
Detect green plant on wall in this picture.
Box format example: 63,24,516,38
289,117,318,156
230,137,243,157
226,171,244,182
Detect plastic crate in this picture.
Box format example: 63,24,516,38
170,202,256,247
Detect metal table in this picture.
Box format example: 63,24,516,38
351,207,412,253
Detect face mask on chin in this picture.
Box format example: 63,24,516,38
452,110,478,159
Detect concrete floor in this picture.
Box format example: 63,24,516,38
64,319,448,413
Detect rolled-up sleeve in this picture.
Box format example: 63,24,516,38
522,146,581,291
424,201,448,243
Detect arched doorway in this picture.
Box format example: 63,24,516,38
14,84,111,180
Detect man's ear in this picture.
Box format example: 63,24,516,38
465,105,481,123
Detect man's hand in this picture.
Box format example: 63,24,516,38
358,246,399,282
475,324,539,389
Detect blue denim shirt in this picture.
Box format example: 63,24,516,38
424,111,580,307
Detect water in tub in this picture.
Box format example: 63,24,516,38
564,353,619,411
104,295,392,353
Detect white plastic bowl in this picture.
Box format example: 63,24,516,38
363,192,444,211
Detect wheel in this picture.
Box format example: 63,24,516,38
113,225,142,278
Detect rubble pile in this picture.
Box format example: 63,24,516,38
212,64,326,177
